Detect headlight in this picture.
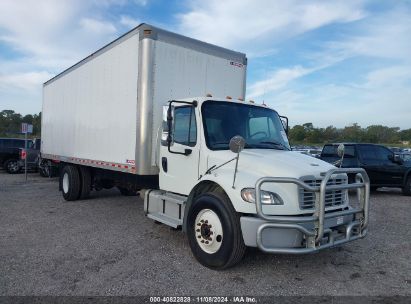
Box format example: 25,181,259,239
241,188,284,205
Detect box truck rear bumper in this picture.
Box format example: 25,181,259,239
240,210,365,253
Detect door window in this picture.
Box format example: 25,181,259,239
375,146,393,162
173,106,197,147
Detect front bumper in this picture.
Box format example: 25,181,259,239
240,168,370,254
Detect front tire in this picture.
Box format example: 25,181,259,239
61,165,81,201
187,192,246,269
4,159,21,174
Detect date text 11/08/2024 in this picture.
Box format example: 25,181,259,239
149,296,257,303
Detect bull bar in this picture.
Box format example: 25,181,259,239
254,168,370,253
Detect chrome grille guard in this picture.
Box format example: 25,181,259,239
254,168,370,253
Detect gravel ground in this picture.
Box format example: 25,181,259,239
0,170,410,296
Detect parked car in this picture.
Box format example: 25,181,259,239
18,138,41,172
0,138,28,173
320,143,411,195
396,152,411,162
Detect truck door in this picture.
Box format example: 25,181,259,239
357,145,403,186
374,146,404,186
159,104,200,195
357,145,382,185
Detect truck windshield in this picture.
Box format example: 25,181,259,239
201,101,290,151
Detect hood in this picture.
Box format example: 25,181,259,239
208,149,335,179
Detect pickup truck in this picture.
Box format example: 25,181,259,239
320,143,411,195
18,138,41,172
0,138,27,173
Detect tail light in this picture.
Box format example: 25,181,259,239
20,149,27,160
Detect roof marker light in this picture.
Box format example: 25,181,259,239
249,100,255,103
206,93,212,97
226,96,232,99
238,97,244,101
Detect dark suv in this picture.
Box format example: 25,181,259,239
0,138,27,173
320,143,411,195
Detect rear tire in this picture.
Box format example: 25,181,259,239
403,176,411,196
61,165,81,201
79,166,92,200
39,160,51,177
187,192,246,270
4,159,21,174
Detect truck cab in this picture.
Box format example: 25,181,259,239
145,97,370,269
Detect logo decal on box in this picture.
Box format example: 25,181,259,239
230,61,243,68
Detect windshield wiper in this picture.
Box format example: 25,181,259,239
258,141,288,150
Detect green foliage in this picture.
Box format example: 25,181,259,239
0,110,41,137
1,110,410,146
289,122,411,145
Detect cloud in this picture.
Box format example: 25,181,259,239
119,15,141,29
261,63,411,129
243,5,411,128
79,18,117,35
178,0,366,50
0,0,127,114
248,66,312,99
326,8,411,62
0,71,53,91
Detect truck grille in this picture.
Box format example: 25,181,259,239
299,177,347,210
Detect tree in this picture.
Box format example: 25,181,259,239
341,123,363,142
0,110,41,137
289,125,306,141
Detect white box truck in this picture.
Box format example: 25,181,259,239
41,24,370,269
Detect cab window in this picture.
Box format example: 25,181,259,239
173,106,197,147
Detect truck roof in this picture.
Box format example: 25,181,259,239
44,23,247,86
174,96,276,110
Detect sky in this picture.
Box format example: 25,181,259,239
0,0,410,128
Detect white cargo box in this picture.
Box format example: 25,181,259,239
42,24,247,175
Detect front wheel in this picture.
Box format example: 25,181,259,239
187,192,246,269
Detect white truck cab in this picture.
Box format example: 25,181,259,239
145,96,370,269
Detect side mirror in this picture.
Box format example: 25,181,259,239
337,144,345,158
229,135,245,154
391,154,404,164
279,115,289,135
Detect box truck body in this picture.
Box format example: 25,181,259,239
42,24,247,175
